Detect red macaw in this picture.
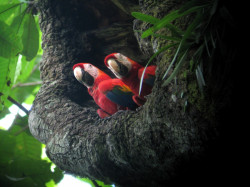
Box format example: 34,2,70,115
104,53,156,106
73,63,138,118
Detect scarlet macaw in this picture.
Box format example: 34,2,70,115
73,63,137,118
104,53,156,106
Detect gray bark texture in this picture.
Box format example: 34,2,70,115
28,0,236,186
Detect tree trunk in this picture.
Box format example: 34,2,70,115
29,0,235,186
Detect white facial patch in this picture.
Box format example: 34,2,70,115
107,59,119,71
73,67,82,81
106,59,122,78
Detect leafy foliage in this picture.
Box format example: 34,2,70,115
0,1,115,187
0,117,64,187
0,20,23,58
0,0,41,110
0,56,19,110
21,13,39,61
0,1,65,186
132,0,233,90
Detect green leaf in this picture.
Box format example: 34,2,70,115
16,55,36,83
131,12,159,24
0,128,63,186
0,20,23,58
162,49,189,87
180,10,204,43
96,179,114,187
14,133,42,160
34,15,43,55
195,64,206,92
131,12,183,40
142,5,207,38
0,59,11,93
162,9,204,80
52,167,63,184
164,23,183,38
0,3,23,25
9,82,40,107
10,8,27,36
21,13,39,61
23,55,41,82
46,179,56,187
4,159,58,186
0,0,21,5
0,56,19,110
139,43,178,95
7,55,41,106
0,130,16,166
8,124,42,160
0,107,10,120
23,94,35,104
141,9,178,38
162,40,183,80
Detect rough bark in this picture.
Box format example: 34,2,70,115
29,0,235,186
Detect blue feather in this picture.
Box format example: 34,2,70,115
105,86,137,109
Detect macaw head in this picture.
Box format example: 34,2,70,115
73,63,109,88
104,53,137,79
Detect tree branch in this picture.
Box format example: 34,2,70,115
12,81,42,88
7,96,29,115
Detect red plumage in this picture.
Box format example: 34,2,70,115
73,63,137,118
104,53,156,106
